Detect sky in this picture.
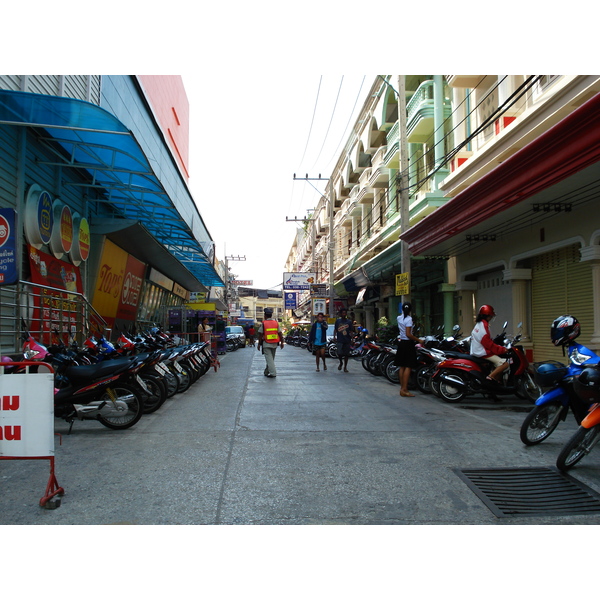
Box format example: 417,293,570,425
184,73,373,289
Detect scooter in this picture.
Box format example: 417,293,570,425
430,322,540,403
520,341,600,445
556,364,600,471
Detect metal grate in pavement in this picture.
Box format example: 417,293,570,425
455,467,600,518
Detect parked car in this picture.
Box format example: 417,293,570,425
225,325,246,347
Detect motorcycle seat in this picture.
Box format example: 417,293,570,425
65,357,135,381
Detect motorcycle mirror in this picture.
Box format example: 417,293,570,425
502,321,508,329
453,324,459,331
517,321,523,329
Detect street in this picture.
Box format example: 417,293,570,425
3,343,600,525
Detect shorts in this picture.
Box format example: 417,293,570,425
336,342,351,357
485,355,507,368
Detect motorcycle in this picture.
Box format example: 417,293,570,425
430,322,541,403
520,343,600,445
556,364,600,471
21,333,145,432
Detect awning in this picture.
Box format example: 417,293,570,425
0,89,224,288
92,219,208,293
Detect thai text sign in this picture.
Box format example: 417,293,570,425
283,272,316,290
0,373,55,457
395,272,410,296
284,292,297,309
0,208,18,286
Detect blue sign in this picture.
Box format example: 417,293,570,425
284,292,297,310
0,208,18,286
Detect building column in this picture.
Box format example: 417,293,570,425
438,283,456,335
503,268,532,342
580,246,600,351
454,281,477,334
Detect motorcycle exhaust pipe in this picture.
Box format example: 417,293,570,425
440,372,468,389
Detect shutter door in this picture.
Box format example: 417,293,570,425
531,245,593,362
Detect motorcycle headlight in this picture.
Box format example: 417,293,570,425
570,347,593,366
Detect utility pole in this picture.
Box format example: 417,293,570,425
291,174,335,318
398,75,411,305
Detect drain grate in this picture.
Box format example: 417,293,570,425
455,467,600,518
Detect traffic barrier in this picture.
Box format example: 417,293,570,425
0,361,64,509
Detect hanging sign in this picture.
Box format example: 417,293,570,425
395,272,410,296
284,292,297,310
283,272,316,290
70,214,90,265
312,298,327,315
0,208,18,286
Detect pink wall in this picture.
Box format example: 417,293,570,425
138,75,190,180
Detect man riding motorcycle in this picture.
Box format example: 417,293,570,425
470,304,509,383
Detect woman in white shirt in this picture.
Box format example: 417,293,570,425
394,302,423,397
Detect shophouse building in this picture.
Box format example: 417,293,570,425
0,75,223,353
286,75,600,362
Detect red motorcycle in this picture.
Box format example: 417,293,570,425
430,322,541,403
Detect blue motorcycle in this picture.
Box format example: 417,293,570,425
520,341,600,445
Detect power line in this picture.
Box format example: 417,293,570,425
310,76,344,170
298,76,322,167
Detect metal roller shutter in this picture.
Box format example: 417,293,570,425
531,244,593,362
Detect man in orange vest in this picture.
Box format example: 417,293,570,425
257,307,284,377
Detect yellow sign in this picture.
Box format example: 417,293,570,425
395,272,410,296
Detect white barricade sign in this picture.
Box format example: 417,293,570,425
0,372,55,457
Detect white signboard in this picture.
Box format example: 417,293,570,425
283,272,317,290
0,373,55,457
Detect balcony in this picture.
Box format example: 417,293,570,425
407,80,435,142
446,75,484,88
383,122,399,168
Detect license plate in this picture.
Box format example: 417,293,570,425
173,361,183,373
136,375,150,394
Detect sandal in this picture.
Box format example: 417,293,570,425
400,391,415,397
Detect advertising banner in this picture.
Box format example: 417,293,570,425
283,272,316,290
28,245,84,341
395,272,410,296
0,373,55,457
312,298,327,315
0,208,18,286
92,239,146,327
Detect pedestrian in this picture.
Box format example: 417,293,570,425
247,324,256,347
395,302,423,397
198,317,212,342
309,312,328,371
257,308,284,378
334,308,355,372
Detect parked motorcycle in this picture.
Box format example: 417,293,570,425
430,322,540,403
556,364,600,471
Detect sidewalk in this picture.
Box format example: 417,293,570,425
1,343,600,524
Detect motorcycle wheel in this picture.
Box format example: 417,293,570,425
438,372,467,403
163,369,179,398
556,425,600,471
516,372,542,403
175,367,192,393
416,365,433,394
97,384,144,430
328,345,338,359
385,360,400,384
519,402,566,445
140,374,168,414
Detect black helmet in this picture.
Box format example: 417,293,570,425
264,308,273,317
550,315,580,347
573,365,600,403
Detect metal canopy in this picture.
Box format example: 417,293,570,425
0,89,224,288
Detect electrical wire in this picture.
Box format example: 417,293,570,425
310,76,344,170
298,76,322,168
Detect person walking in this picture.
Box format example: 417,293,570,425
309,312,329,371
395,302,423,397
334,308,355,372
257,308,284,378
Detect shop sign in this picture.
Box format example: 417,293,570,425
70,215,90,265
24,185,54,249
49,202,73,259
28,245,83,339
312,298,327,315
149,267,173,291
92,239,146,327
0,208,18,286
395,272,410,296
172,282,188,299
284,292,297,310
283,272,316,290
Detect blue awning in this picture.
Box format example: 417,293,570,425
0,89,224,289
